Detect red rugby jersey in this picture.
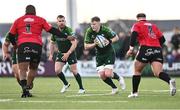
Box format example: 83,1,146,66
9,15,52,46
131,20,163,47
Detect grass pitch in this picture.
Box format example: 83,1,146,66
0,77,179,109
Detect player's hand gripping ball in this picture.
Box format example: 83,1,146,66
94,35,108,48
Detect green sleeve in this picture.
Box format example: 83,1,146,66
67,27,75,36
106,27,117,39
51,34,56,42
4,32,10,42
84,28,93,44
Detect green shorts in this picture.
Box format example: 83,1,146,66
96,52,115,67
56,52,77,65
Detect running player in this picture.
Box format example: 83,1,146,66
7,5,74,98
49,15,85,94
2,33,34,89
127,13,176,98
84,16,126,94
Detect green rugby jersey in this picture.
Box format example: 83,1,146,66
84,25,116,55
51,26,75,53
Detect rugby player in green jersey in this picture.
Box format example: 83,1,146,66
49,15,85,94
2,32,34,90
84,16,126,94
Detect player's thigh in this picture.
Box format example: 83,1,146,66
134,60,146,75
104,65,113,77
151,61,163,77
55,61,65,74
97,66,106,80
104,68,113,77
18,62,29,72
70,63,78,74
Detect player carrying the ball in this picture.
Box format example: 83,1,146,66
84,16,126,94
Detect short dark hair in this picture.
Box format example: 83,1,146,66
136,13,146,18
57,15,65,19
25,5,36,15
91,16,100,22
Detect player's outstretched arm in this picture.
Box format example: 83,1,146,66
48,27,67,38
48,27,75,41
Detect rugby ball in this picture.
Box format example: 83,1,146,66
95,35,107,48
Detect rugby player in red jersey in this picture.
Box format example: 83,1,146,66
126,13,176,98
7,5,74,98
3,32,35,90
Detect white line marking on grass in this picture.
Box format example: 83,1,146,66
58,89,180,92
140,89,180,93
14,100,127,103
0,108,138,110
66,93,111,97
0,99,13,102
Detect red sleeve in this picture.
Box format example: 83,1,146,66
9,20,18,35
42,18,52,32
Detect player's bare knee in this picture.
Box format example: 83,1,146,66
104,72,112,77
99,73,106,80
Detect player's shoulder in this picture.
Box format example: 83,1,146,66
34,15,46,21
101,25,110,31
145,21,158,28
86,27,93,33
65,26,73,31
133,21,141,27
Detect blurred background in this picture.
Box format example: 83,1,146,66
0,0,179,77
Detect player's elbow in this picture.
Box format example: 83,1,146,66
84,44,89,50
